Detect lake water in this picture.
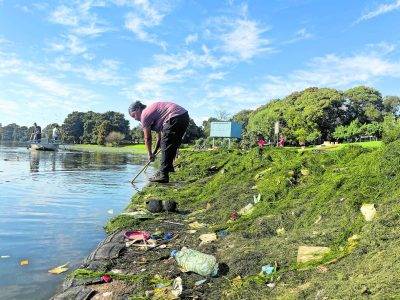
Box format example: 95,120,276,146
0,145,151,300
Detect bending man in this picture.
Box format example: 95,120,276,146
129,101,189,183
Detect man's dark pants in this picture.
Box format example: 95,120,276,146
160,112,189,174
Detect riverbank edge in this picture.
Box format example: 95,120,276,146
64,144,147,155
53,142,400,299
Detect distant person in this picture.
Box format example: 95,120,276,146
31,123,41,143
278,135,285,147
257,133,267,156
129,101,189,183
52,126,60,141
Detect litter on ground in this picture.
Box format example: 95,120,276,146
199,233,217,245
297,246,331,263
188,221,206,229
360,203,376,221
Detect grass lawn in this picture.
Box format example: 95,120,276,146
66,144,147,154
296,140,383,152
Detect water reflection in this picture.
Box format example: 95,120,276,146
0,145,150,300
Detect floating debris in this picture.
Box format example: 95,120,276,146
20,259,29,266
261,265,275,275
107,209,114,215
1,255,10,259
48,263,69,274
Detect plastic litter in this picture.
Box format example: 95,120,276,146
199,233,217,245
187,230,197,234
124,230,151,241
171,277,183,297
261,265,275,275
164,232,174,241
297,246,330,263
216,229,229,238
48,263,69,274
20,259,29,266
276,227,285,235
230,211,239,221
188,221,206,229
253,193,261,204
101,274,112,283
314,215,322,224
239,203,254,215
360,204,376,221
195,279,207,286
107,209,114,215
267,282,276,288
1,255,10,259
171,247,219,277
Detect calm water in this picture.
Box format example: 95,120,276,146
0,145,151,300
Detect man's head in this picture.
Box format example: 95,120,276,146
33,122,37,127
128,101,146,121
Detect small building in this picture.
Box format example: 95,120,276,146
210,121,243,148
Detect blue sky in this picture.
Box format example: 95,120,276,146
1,0,400,128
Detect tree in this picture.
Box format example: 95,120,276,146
96,120,111,145
232,109,253,129
62,111,85,143
105,131,125,146
382,114,400,144
43,123,60,139
383,96,400,116
131,126,144,144
182,118,204,143
202,117,219,137
345,86,384,123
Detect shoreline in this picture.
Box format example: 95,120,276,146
64,144,147,155
53,143,399,299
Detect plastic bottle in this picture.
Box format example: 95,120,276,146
171,247,219,277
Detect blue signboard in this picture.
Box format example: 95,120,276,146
210,121,242,138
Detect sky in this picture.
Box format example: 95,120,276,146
1,0,400,128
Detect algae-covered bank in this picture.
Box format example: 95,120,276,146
54,141,400,299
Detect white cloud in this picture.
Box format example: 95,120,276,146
357,0,400,23
49,34,88,55
0,98,20,116
50,5,79,26
284,28,313,44
185,33,198,45
220,19,272,60
124,0,170,48
52,57,124,86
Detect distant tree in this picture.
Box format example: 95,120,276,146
382,114,400,144
345,86,384,123
202,117,219,137
62,111,85,143
182,118,204,143
105,131,125,146
96,120,111,145
131,126,144,144
383,96,400,116
216,110,230,121
232,109,253,128
43,123,60,139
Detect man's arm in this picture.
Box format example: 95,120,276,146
143,127,153,161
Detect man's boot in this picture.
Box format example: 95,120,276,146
149,171,169,183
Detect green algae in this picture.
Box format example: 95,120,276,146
104,141,400,298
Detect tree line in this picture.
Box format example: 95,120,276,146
0,110,204,146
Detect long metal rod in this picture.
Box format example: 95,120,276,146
130,149,161,184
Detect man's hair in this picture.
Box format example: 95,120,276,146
128,101,147,114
